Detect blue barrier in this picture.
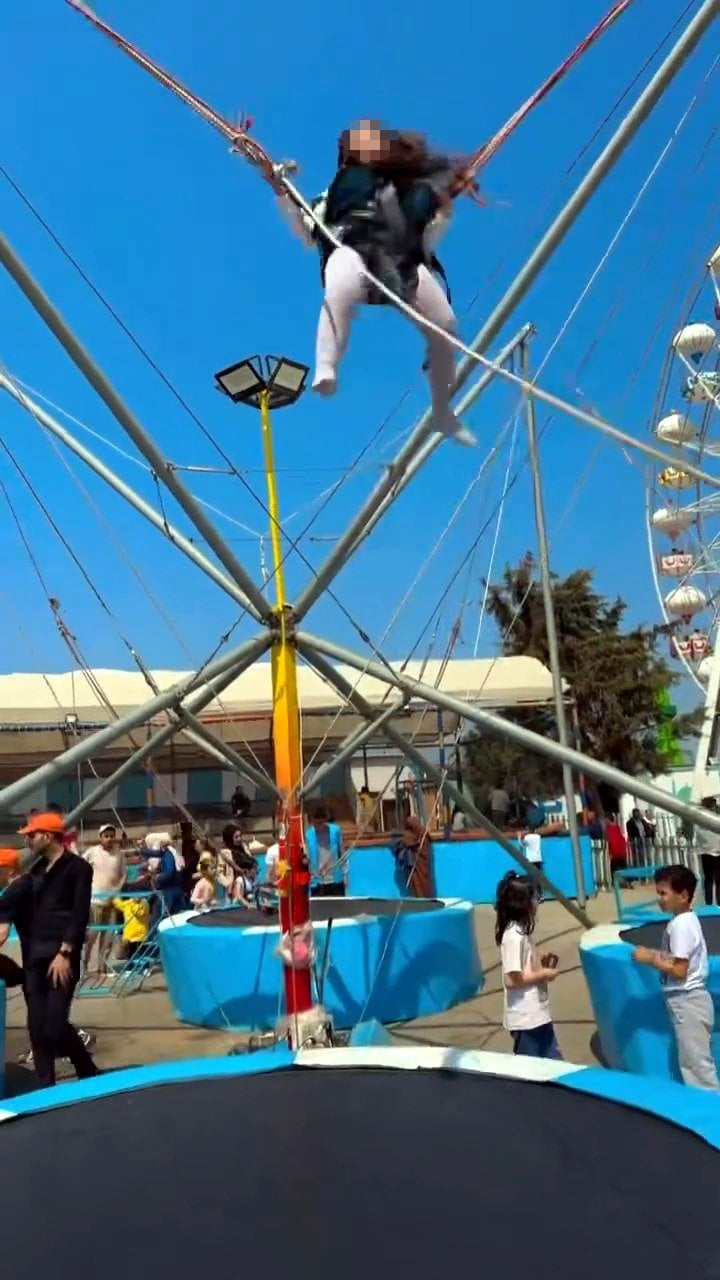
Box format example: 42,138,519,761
344,834,594,903
581,911,720,1082
159,898,482,1032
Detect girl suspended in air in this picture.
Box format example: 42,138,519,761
281,119,477,447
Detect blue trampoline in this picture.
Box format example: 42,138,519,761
158,896,482,1030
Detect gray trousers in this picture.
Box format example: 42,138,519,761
665,989,720,1091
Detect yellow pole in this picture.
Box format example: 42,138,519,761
258,391,311,1016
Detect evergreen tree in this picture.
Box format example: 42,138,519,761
464,556,698,811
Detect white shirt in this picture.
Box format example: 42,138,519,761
522,832,542,864
500,923,551,1031
265,843,280,882
84,843,126,902
662,912,709,993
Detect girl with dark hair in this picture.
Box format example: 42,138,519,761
495,872,562,1059
282,119,476,447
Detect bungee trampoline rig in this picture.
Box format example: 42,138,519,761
2,7,720,1279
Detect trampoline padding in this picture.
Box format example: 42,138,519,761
621,915,720,952
190,896,443,928
2,1067,718,1280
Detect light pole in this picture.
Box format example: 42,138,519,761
215,354,316,1037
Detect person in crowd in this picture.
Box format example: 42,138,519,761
83,823,126,974
519,826,543,898
633,864,719,1091
146,831,186,915
232,853,258,908
46,803,80,854
626,807,652,862
356,785,378,834
230,785,252,820
490,785,510,830
305,806,345,897
495,871,562,1060
692,797,720,906
111,891,150,964
0,811,98,1088
391,815,434,898
219,823,254,893
191,851,222,911
451,805,468,833
179,823,200,898
264,840,280,886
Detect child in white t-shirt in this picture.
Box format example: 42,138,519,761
495,871,562,1059
632,863,719,1091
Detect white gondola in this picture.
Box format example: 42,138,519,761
651,505,694,538
664,584,707,621
655,411,697,445
672,322,716,365
698,654,715,683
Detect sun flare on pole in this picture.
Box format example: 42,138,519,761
215,354,315,1032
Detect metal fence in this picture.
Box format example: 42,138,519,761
590,835,700,895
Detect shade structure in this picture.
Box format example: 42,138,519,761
580,913,720,1080
158,897,481,1030
1,1046,720,1280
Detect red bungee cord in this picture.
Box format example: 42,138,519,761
64,0,636,201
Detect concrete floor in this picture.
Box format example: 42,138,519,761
3,893,617,1095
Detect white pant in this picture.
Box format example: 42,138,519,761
315,245,457,410
666,989,720,1091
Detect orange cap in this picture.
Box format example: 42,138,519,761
0,848,19,869
18,811,66,836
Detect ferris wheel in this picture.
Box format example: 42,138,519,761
648,243,720,791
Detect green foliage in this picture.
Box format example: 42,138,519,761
465,557,700,804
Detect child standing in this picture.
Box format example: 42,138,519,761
495,872,562,1059
111,894,150,963
632,864,719,1091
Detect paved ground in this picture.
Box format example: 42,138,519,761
3,893,616,1096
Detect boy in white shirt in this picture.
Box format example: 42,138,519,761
633,863,719,1091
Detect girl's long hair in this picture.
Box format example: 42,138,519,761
336,126,476,195
494,872,537,945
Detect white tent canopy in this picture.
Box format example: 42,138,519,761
0,655,563,727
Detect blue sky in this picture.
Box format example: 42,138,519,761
1,0,718,702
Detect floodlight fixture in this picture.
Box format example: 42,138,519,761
214,354,309,410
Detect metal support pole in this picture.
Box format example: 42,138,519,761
521,340,586,906
691,640,720,801
457,0,720,372
258,390,313,1027
296,630,720,840
0,233,273,623
0,632,271,813
65,656,258,825
295,3,718,618
0,375,249,609
338,325,534,564
302,646,590,926
299,699,408,800
179,710,280,798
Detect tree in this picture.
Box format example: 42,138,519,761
464,556,699,812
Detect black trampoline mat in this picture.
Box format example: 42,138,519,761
2,1067,718,1280
190,896,443,929
621,914,720,952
